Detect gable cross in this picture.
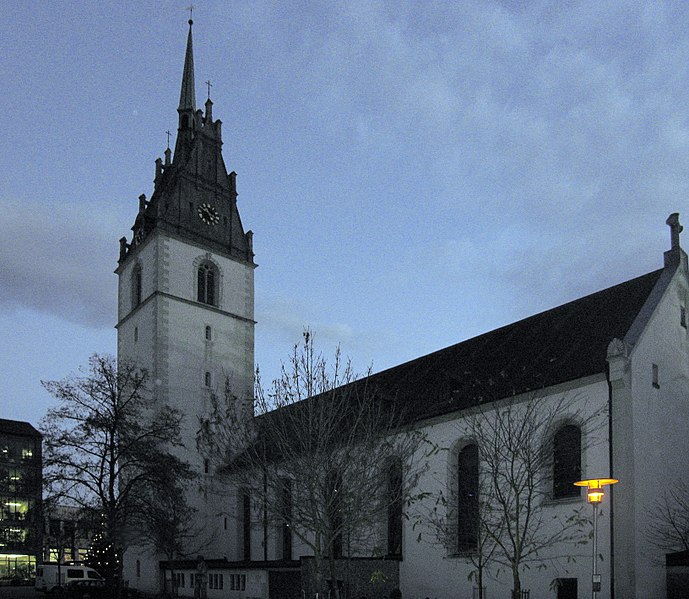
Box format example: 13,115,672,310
667,213,683,250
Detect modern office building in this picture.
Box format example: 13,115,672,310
0,418,42,585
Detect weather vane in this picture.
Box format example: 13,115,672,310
205,80,212,100
187,4,194,23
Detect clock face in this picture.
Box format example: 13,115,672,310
197,203,220,226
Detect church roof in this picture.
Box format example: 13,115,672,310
365,267,664,423
0,418,42,437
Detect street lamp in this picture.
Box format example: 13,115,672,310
574,478,618,598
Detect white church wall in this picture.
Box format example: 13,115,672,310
402,378,613,599
624,266,689,598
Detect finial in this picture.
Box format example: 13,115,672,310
667,213,683,250
166,130,171,149
187,4,194,25
205,80,212,100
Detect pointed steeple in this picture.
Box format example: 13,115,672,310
178,18,196,113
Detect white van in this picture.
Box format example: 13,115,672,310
35,564,103,593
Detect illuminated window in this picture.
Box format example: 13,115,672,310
21,448,33,459
553,425,581,499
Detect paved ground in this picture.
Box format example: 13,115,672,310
0,587,41,599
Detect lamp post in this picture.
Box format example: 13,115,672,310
574,478,618,599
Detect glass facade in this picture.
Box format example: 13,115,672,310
0,420,42,585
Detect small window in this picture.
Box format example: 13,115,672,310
224,517,227,530
204,458,209,474
681,306,687,328
652,363,660,388
136,560,140,578
555,577,578,599
134,326,138,342
205,371,212,387
205,325,212,340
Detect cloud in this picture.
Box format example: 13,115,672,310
0,198,119,329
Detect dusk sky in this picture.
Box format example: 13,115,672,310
3,1,689,426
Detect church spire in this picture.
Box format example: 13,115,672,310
178,18,196,114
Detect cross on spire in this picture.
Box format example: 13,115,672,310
205,80,212,100
187,4,194,24
166,130,171,149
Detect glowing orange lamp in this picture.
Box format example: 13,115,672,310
573,478,618,597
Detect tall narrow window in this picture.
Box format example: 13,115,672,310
553,425,582,499
681,306,687,328
242,492,251,561
205,325,212,340
281,478,292,560
197,262,217,306
132,265,142,308
386,460,403,557
205,371,212,387
652,363,660,388
327,470,343,558
457,444,479,552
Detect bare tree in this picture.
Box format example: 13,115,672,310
423,390,599,598
133,477,207,597
198,331,427,599
425,475,499,599
645,479,689,556
41,354,193,598
467,393,594,596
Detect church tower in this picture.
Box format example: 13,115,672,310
115,18,255,474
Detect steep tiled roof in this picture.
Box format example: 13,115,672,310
367,268,664,424
0,418,41,437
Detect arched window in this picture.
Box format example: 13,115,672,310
457,443,479,552
386,459,403,557
132,265,142,309
553,425,582,499
197,262,217,306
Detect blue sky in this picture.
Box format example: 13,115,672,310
2,1,689,425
